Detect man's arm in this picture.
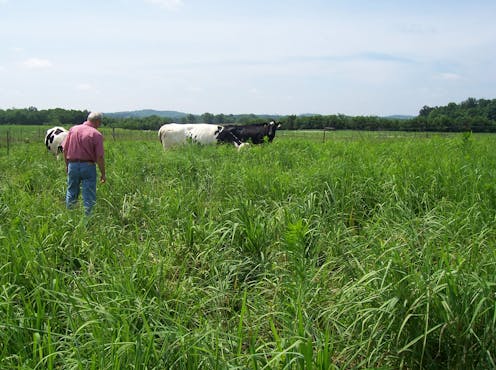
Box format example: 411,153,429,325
96,156,106,183
63,134,70,173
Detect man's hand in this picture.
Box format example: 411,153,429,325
100,175,106,184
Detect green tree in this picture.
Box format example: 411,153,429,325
419,105,434,118
286,115,297,130
201,112,215,124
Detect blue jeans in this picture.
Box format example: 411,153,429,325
66,162,97,215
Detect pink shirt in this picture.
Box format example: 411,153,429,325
64,121,104,162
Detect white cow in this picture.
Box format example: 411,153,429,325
45,126,68,159
158,123,248,150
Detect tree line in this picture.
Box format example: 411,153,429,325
1,98,496,132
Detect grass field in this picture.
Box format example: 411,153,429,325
1,128,495,369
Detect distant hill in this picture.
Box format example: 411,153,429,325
105,110,415,121
105,109,188,119
384,115,415,120
105,110,285,121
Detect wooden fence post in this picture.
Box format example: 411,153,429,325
6,129,10,155
322,127,335,143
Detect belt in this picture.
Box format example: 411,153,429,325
68,159,94,163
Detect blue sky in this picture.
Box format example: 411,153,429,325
1,0,495,116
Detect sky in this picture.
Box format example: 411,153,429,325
1,0,495,116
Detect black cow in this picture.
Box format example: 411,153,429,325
223,121,281,144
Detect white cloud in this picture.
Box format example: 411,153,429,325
22,58,52,69
186,86,204,93
144,0,183,10
438,72,462,81
76,83,92,91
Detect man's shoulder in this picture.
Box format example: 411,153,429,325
72,122,101,134
70,123,85,131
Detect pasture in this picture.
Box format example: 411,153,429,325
1,127,495,369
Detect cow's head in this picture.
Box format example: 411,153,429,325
267,121,281,142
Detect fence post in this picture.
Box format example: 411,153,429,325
322,127,334,143
6,129,10,155
112,127,116,141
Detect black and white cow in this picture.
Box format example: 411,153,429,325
45,126,68,159
222,121,281,144
158,123,248,150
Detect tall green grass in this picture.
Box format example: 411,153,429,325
1,131,495,369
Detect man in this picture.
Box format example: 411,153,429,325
63,111,106,215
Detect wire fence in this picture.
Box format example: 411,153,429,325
0,127,159,154
0,125,451,156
